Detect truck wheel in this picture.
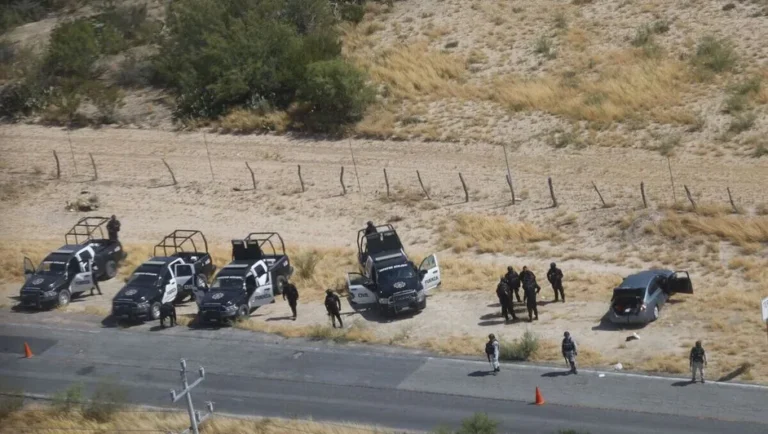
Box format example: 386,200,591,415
104,259,118,280
652,305,660,321
150,302,161,321
418,298,427,311
236,305,249,320
275,276,287,295
58,289,71,308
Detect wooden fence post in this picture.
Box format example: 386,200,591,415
506,174,516,204
458,172,469,203
340,166,347,196
384,168,390,198
162,158,177,186
417,170,430,200
245,162,256,190
727,187,738,213
592,181,607,208
53,150,61,179
89,153,98,181
641,181,648,208
548,177,558,208
684,185,696,211
667,156,677,204
298,165,305,193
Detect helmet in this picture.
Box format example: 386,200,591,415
326,289,333,295
564,331,570,338
367,221,373,226
489,334,495,340
111,214,116,219
695,340,702,347
507,266,513,271
550,262,556,268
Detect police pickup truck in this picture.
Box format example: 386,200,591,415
19,217,126,309
347,224,441,316
198,232,293,323
111,230,216,321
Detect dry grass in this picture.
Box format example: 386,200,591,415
218,109,289,134
532,339,606,366
637,353,687,374
437,214,558,254
649,212,768,245
1,404,398,434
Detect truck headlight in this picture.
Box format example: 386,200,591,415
224,304,238,312
379,297,389,304
136,302,150,310
43,290,57,297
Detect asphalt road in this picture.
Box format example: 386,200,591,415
1,311,767,434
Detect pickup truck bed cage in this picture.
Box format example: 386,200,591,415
65,216,111,245
233,232,287,261
356,224,396,255
153,230,209,257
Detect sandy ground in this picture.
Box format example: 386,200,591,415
1,124,767,380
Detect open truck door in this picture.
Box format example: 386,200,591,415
248,267,275,309
174,263,195,289
669,271,693,294
347,272,376,305
23,257,36,276
419,254,441,294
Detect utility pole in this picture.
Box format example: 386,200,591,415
170,359,213,434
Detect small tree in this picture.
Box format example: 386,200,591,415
44,19,100,79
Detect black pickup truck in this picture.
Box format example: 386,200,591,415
111,230,216,321
347,224,442,316
19,217,127,309
198,232,293,323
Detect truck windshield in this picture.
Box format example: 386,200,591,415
211,277,244,291
36,261,67,275
126,272,160,287
379,265,416,287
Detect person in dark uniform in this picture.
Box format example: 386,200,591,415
106,215,121,242
283,282,299,320
495,276,516,322
521,266,540,322
505,266,522,302
547,262,565,302
324,289,343,328
160,302,176,327
690,340,707,383
562,331,578,374
364,221,377,236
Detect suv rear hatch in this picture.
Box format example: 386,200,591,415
612,288,644,315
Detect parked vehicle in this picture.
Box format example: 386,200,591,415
198,233,293,323
347,224,441,316
111,230,215,321
19,217,126,309
608,269,693,325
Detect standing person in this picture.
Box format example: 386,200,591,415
89,259,102,296
505,266,522,303
106,215,121,242
521,266,540,322
690,340,708,383
496,277,517,322
547,262,565,302
485,334,500,373
324,289,343,328
283,282,299,320
160,302,176,327
364,221,377,235
562,331,578,374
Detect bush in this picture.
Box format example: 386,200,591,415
82,380,127,423
728,112,756,133
294,59,373,132
0,80,49,118
457,413,499,434
52,384,83,413
44,19,100,79
294,250,321,280
692,36,737,75
499,330,540,361
0,393,23,421
631,25,653,47
341,3,366,23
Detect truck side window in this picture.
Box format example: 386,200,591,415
255,264,266,277
79,250,93,262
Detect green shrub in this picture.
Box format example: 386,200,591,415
0,79,49,118
44,19,100,79
0,392,24,421
728,112,756,133
457,413,499,434
499,330,540,361
294,250,321,280
52,384,83,413
534,35,555,58
341,3,366,23
82,380,127,423
631,25,653,47
294,59,373,132
692,36,737,75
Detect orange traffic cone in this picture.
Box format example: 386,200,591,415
534,387,545,405
24,342,33,358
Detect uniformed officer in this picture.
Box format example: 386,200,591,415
690,340,708,383
89,259,102,296
562,331,578,374
486,334,500,373
283,282,299,320
521,266,540,322
106,215,121,242
547,262,565,302
325,289,343,328
364,221,377,235
495,276,516,322
505,266,522,302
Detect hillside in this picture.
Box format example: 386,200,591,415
1,0,767,157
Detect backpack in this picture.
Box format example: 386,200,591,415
485,341,495,356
